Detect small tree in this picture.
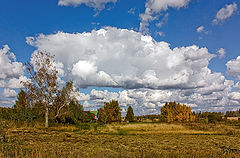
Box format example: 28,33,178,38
14,89,29,109
22,52,58,127
125,106,134,122
98,108,108,124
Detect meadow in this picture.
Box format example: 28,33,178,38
1,122,240,157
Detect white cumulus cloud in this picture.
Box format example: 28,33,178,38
0,45,24,80
213,2,238,25
226,56,240,80
0,45,27,106
27,27,225,91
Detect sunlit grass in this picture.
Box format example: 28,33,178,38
1,122,240,157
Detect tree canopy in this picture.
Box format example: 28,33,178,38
98,100,121,124
161,102,195,123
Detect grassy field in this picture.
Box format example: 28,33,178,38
1,122,240,157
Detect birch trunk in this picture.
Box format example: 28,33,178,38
45,106,49,128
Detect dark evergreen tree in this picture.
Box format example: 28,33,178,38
125,106,134,122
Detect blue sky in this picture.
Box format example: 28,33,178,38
0,0,240,115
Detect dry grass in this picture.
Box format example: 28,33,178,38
1,123,240,157
112,123,219,135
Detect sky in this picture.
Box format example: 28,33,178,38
0,0,240,115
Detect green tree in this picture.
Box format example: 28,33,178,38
125,106,134,122
98,100,121,124
68,100,84,124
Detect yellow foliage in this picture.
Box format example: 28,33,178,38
161,102,195,122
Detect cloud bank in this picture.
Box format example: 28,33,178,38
26,27,239,113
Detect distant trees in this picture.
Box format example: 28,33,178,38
161,102,195,123
125,106,134,122
98,100,121,124
225,110,240,117
195,112,223,123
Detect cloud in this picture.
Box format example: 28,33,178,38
128,8,135,15
196,26,209,34
7,76,29,89
0,97,15,107
229,92,240,101
72,84,237,115
58,0,117,10
0,45,26,89
226,56,240,80
72,60,97,80
3,88,17,98
156,31,165,37
26,27,238,114
217,48,226,59
156,13,169,28
213,2,238,25
0,45,24,80
27,27,226,91
234,82,240,90
196,26,204,33
0,45,27,106
139,0,191,33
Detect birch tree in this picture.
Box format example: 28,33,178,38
22,52,58,127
